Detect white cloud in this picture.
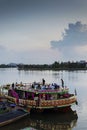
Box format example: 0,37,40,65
51,21,87,47
50,21,87,60
75,45,87,54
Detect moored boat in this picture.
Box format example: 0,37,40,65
0,96,29,127
1,80,77,113
0,108,29,127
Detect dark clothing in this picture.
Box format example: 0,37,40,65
61,79,64,88
12,83,14,89
42,79,45,85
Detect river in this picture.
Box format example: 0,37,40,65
0,68,87,130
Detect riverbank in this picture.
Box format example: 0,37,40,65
0,61,87,71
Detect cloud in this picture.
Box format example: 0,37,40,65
0,45,60,64
14,49,60,64
50,21,87,60
51,21,87,48
0,45,6,51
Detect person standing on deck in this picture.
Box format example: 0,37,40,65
12,83,14,89
42,78,45,85
61,79,64,88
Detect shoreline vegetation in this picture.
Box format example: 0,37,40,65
0,61,87,71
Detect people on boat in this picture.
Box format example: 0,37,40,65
12,83,14,89
20,81,23,86
41,85,46,90
42,78,45,85
61,79,64,88
49,83,55,90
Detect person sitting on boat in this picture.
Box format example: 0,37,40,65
53,83,60,89
34,85,38,90
41,85,46,90
37,83,41,89
50,83,55,90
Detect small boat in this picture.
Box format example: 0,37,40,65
0,107,29,127
0,96,29,127
1,80,77,113
0,109,78,130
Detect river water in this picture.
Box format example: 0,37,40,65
0,68,87,130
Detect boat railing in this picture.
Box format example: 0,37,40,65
5,95,17,104
18,95,77,108
39,95,77,108
5,95,77,108
19,99,36,107
5,95,36,107
26,100,36,107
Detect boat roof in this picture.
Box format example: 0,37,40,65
3,82,69,94
14,87,69,94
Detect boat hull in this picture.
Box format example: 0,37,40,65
6,94,77,113
30,105,72,113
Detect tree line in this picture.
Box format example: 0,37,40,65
17,61,87,70
0,61,87,70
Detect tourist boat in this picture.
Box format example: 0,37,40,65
1,80,77,113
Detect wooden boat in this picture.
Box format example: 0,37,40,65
0,96,29,127
0,107,29,127
1,81,77,113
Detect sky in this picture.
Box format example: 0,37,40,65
0,0,87,64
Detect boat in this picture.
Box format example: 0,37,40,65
0,108,29,127
0,110,78,130
1,80,77,113
0,96,29,127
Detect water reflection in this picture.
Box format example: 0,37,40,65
1,110,78,130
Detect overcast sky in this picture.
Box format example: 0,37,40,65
0,0,87,64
